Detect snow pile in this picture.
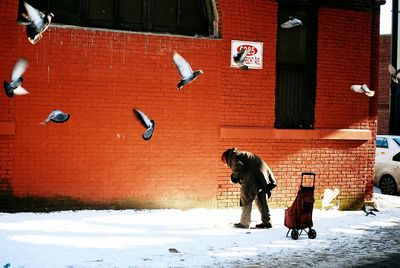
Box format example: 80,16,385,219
373,187,400,209
0,189,399,268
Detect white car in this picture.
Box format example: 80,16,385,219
374,135,400,195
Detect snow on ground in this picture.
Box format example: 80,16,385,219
1,187,400,268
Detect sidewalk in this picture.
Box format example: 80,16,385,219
1,188,399,268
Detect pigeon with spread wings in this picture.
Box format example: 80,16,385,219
23,2,54,44
388,64,400,83
3,58,29,97
321,188,340,210
280,16,303,29
351,84,375,97
133,108,155,140
41,109,70,125
233,48,249,70
172,51,203,91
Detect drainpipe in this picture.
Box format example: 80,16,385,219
389,0,400,135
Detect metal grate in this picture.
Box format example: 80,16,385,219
275,64,316,129
18,0,212,37
275,3,318,129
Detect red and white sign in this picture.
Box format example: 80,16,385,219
230,40,263,69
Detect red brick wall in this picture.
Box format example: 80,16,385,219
378,34,391,134
218,4,378,209
218,0,277,207
218,140,373,207
0,1,17,203
0,0,378,210
316,8,372,129
1,0,223,208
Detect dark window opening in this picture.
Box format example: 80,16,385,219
275,1,318,129
393,152,400,162
18,0,215,37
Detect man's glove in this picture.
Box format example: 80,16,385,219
257,188,271,199
266,183,277,192
265,183,277,199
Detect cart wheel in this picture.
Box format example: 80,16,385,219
291,229,299,240
308,228,317,239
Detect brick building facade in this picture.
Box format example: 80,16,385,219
0,0,380,211
378,34,391,134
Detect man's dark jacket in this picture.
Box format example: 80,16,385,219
223,148,277,201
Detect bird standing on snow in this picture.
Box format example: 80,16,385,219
388,64,400,83
362,205,379,216
280,16,303,29
3,58,29,97
23,2,54,44
168,248,180,253
351,84,375,97
233,48,249,70
133,108,155,140
172,51,203,91
41,109,70,124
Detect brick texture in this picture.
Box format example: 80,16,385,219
378,34,391,134
218,3,378,209
0,0,378,210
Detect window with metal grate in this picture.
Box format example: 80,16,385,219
275,1,318,129
18,0,216,37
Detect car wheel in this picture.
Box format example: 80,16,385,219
379,175,398,195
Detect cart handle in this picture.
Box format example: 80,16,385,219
301,172,316,187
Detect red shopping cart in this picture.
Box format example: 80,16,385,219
284,172,317,240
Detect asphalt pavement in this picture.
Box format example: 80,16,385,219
250,218,400,268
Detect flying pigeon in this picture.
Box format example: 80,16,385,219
280,16,303,29
362,204,379,216
388,64,400,83
133,108,155,140
3,58,29,97
172,51,203,91
41,109,70,124
23,2,54,44
233,48,249,70
351,84,375,97
321,188,340,210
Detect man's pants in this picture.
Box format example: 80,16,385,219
240,188,271,227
